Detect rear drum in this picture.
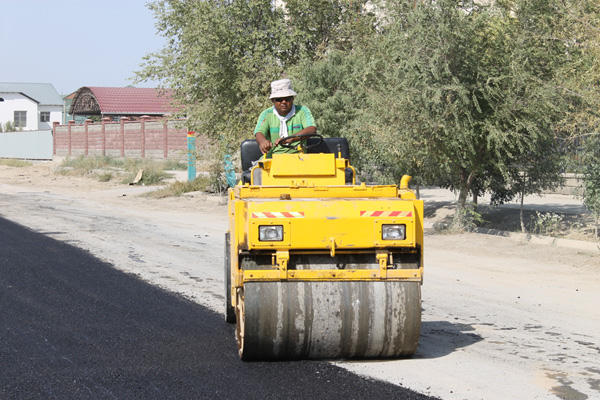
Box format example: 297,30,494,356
235,281,421,360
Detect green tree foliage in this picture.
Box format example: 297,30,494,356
136,0,368,191
290,50,371,169
136,0,286,151
137,0,600,229
323,0,582,227
580,135,600,238
136,0,367,148
283,0,377,59
544,0,600,139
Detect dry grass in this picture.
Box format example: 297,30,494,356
57,156,187,185
0,159,33,167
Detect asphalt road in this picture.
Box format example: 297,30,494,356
0,216,439,400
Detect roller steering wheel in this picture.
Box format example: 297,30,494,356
278,132,323,150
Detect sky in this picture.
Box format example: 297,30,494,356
0,0,165,95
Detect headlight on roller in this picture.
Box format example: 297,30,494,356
259,225,283,241
382,224,406,240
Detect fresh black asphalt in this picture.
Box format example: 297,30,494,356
0,216,439,400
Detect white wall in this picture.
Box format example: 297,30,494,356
0,93,39,130
0,130,53,160
38,105,63,130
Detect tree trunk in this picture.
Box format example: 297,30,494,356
520,190,526,233
453,168,476,230
453,185,470,229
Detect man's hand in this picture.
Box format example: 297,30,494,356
255,133,273,154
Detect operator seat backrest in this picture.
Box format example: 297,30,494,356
240,139,263,172
307,137,350,161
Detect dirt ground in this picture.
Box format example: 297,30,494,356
1,160,599,400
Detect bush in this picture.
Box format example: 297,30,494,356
4,121,15,132
59,156,174,185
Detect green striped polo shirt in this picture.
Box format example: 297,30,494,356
254,105,316,154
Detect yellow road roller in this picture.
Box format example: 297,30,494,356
225,133,424,360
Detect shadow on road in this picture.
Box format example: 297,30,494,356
415,321,484,359
423,200,454,219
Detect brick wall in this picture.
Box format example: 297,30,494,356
53,117,206,160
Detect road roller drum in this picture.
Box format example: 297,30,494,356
237,281,421,360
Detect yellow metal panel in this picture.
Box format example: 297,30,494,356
234,184,399,199
271,153,336,176
245,198,421,250
243,268,422,282
256,153,347,186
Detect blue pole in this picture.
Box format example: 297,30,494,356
187,131,196,182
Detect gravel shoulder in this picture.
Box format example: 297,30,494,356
1,160,599,400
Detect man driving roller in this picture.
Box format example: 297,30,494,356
254,79,316,154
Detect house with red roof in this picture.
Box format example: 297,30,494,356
68,87,175,122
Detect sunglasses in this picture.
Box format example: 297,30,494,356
273,96,293,103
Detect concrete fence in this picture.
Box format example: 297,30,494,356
546,173,584,196
52,117,204,160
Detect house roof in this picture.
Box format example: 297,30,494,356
71,87,174,115
0,82,63,106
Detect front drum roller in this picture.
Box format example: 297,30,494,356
235,281,421,360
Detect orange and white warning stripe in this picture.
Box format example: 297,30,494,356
252,211,305,218
360,211,412,217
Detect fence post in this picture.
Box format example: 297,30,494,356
141,115,151,158
101,117,111,157
68,120,75,156
52,121,59,156
84,119,92,156
120,117,129,157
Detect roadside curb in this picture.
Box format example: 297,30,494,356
474,227,600,253
424,221,599,253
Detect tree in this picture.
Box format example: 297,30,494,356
136,0,369,146
136,0,600,212
135,0,370,189
580,135,600,239
546,0,600,141
343,0,580,227
283,0,377,59
136,0,286,152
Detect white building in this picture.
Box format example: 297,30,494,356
0,83,63,131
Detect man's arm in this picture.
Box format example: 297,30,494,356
254,109,274,154
256,132,273,154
